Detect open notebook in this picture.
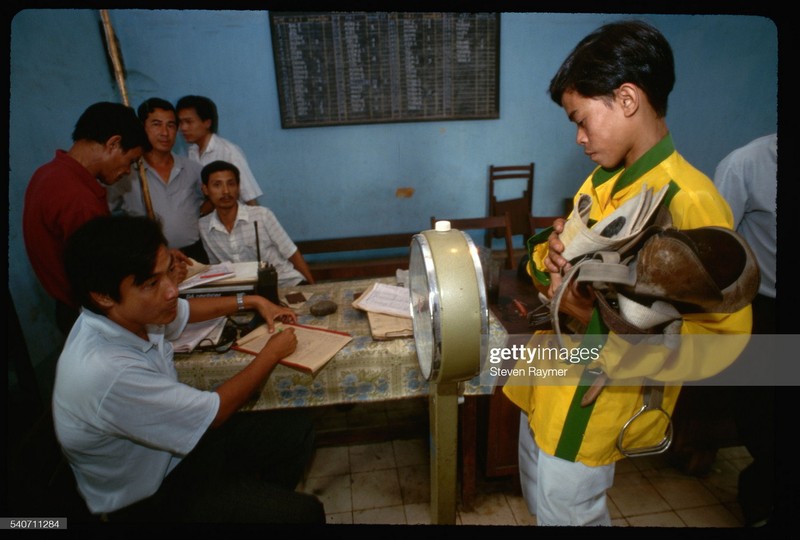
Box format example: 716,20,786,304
233,322,352,375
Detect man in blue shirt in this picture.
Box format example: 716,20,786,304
714,133,779,527
108,97,211,265
52,214,324,523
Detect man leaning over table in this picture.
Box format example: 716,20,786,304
52,213,324,523
23,101,148,335
199,160,315,287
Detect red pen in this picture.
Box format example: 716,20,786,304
200,272,230,279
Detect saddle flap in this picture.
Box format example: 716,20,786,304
680,226,761,313
621,226,759,313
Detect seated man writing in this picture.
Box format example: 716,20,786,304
199,160,315,286
52,214,324,523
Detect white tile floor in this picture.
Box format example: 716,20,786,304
300,399,749,527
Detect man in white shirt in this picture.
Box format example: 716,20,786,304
53,214,323,523
176,95,263,206
199,160,315,287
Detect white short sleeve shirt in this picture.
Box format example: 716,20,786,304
199,203,304,287
188,134,264,203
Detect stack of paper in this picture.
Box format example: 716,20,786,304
183,258,211,280
366,312,413,340
179,262,236,291
210,261,258,285
351,282,412,319
171,316,228,353
352,282,414,340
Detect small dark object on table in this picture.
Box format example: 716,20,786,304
310,300,338,317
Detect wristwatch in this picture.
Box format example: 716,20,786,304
236,292,245,311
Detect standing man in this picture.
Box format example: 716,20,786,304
502,20,752,526
199,160,315,287
23,101,148,335
714,133,781,527
108,97,210,263
176,95,263,206
53,214,324,523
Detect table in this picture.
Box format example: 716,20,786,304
176,276,508,511
175,277,506,410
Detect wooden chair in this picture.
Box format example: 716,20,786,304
430,212,515,269
529,215,563,233
294,232,417,281
487,163,535,245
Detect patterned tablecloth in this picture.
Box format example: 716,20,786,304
175,277,507,410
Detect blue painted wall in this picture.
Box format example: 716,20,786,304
8,10,778,369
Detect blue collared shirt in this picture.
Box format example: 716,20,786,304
107,153,204,249
52,299,219,514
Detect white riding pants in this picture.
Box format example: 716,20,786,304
517,412,614,526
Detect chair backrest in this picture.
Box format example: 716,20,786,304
430,212,515,269
529,215,563,233
488,163,535,242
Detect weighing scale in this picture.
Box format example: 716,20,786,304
408,220,488,524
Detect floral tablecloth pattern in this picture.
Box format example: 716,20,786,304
175,277,507,410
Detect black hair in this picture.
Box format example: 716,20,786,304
71,102,149,151
175,95,218,133
201,160,240,186
548,20,675,118
64,215,167,314
137,97,176,123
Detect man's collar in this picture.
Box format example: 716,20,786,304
55,149,108,195
208,201,246,232
142,149,175,166
198,133,217,156
79,307,158,353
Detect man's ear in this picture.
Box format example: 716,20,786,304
616,83,640,118
89,291,115,310
104,134,123,152
201,183,209,197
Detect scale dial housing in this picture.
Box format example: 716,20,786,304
408,222,488,382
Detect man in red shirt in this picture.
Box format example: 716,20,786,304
23,101,148,335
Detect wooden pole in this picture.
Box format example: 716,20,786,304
99,10,129,107
99,9,155,219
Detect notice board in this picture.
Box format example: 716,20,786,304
269,12,500,128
